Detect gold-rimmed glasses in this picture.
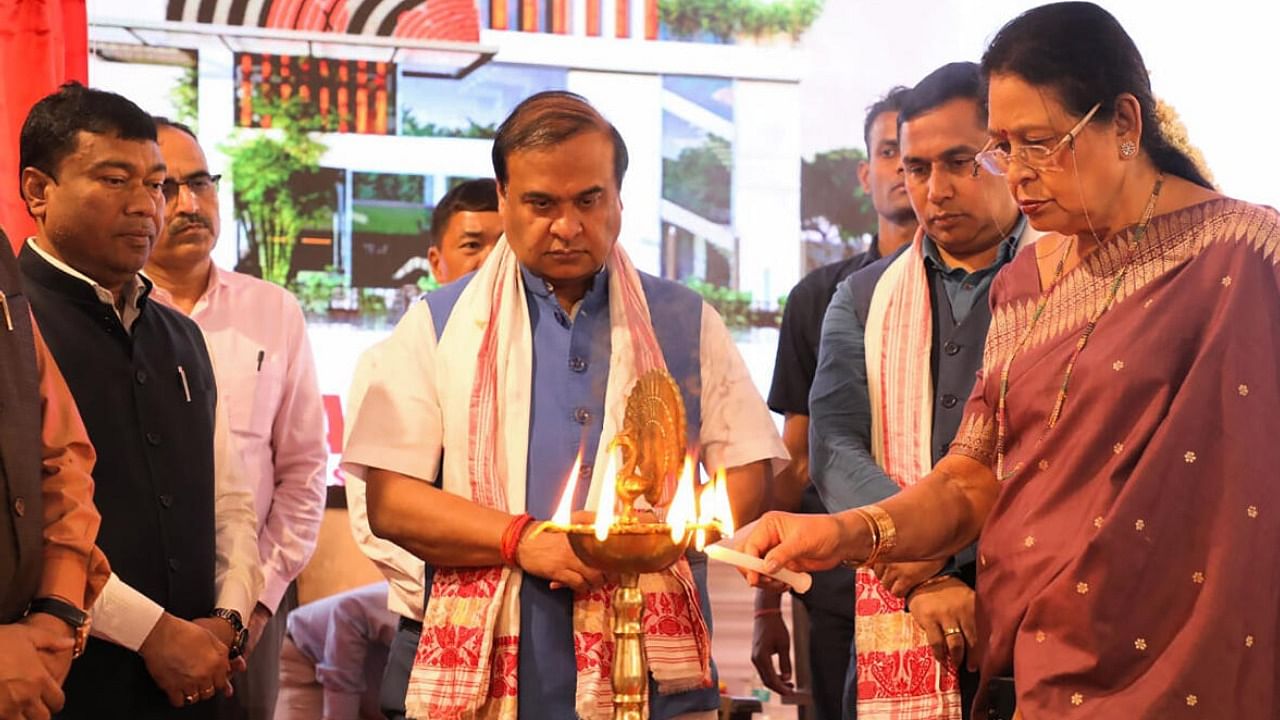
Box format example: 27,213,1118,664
974,102,1102,176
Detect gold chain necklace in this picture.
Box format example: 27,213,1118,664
995,174,1165,479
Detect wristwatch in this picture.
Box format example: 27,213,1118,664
210,608,249,659
27,596,91,659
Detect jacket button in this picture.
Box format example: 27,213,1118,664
168,558,180,572
941,394,959,409
159,494,173,508
573,407,591,424
13,497,25,517
135,369,148,384
568,356,587,373
146,432,161,446
944,341,961,356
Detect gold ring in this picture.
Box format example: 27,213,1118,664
944,627,963,636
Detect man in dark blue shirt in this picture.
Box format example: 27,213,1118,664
754,87,916,720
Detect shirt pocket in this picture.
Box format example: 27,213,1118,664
229,353,284,441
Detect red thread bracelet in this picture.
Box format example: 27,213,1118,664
501,513,536,568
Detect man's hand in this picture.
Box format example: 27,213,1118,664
139,613,231,707
192,617,234,651
750,591,794,696
905,577,976,669
873,559,947,598
19,612,74,684
516,528,606,594
0,623,72,720
191,617,246,686
244,603,272,659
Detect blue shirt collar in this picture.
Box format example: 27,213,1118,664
922,215,1024,274
519,263,610,313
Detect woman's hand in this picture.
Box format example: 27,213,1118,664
738,512,853,591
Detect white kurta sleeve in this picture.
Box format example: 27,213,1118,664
697,302,789,474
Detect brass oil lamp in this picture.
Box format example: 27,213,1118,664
543,368,733,720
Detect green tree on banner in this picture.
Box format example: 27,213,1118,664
221,98,331,287
801,147,877,243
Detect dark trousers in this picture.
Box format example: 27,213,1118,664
793,564,856,720
379,617,420,720
801,599,855,720
222,584,297,720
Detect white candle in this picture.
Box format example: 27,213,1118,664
704,543,812,594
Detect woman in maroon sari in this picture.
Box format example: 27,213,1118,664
743,3,1280,718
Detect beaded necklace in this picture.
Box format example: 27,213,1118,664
994,174,1165,479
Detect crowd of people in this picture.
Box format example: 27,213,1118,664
1,2,1276,720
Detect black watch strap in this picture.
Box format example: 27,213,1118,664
28,597,89,629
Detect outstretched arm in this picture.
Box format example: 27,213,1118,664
742,454,999,581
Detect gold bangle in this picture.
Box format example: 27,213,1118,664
841,508,881,568
863,504,897,562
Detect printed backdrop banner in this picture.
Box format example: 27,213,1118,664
0,0,88,251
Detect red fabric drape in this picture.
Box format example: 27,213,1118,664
0,0,87,253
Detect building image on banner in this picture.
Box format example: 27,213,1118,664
85,0,811,484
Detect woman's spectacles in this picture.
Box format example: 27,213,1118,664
974,102,1102,176
162,173,222,203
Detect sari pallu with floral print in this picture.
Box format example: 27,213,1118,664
948,199,1280,719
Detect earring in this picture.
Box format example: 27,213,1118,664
1120,140,1138,158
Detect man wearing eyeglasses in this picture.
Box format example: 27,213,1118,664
145,118,327,720
808,62,1035,719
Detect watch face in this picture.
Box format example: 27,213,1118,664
230,627,249,658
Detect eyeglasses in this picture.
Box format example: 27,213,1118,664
974,102,1102,176
162,173,221,203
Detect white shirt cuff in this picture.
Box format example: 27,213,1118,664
89,573,166,652
216,580,257,624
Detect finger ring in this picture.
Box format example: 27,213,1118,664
943,627,963,636
202,686,215,696
184,694,197,705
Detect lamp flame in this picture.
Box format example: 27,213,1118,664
712,467,735,538
694,468,715,551
667,455,697,543
593,448,619,541
552,449,582,527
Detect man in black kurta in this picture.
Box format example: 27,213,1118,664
15,83,261,719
